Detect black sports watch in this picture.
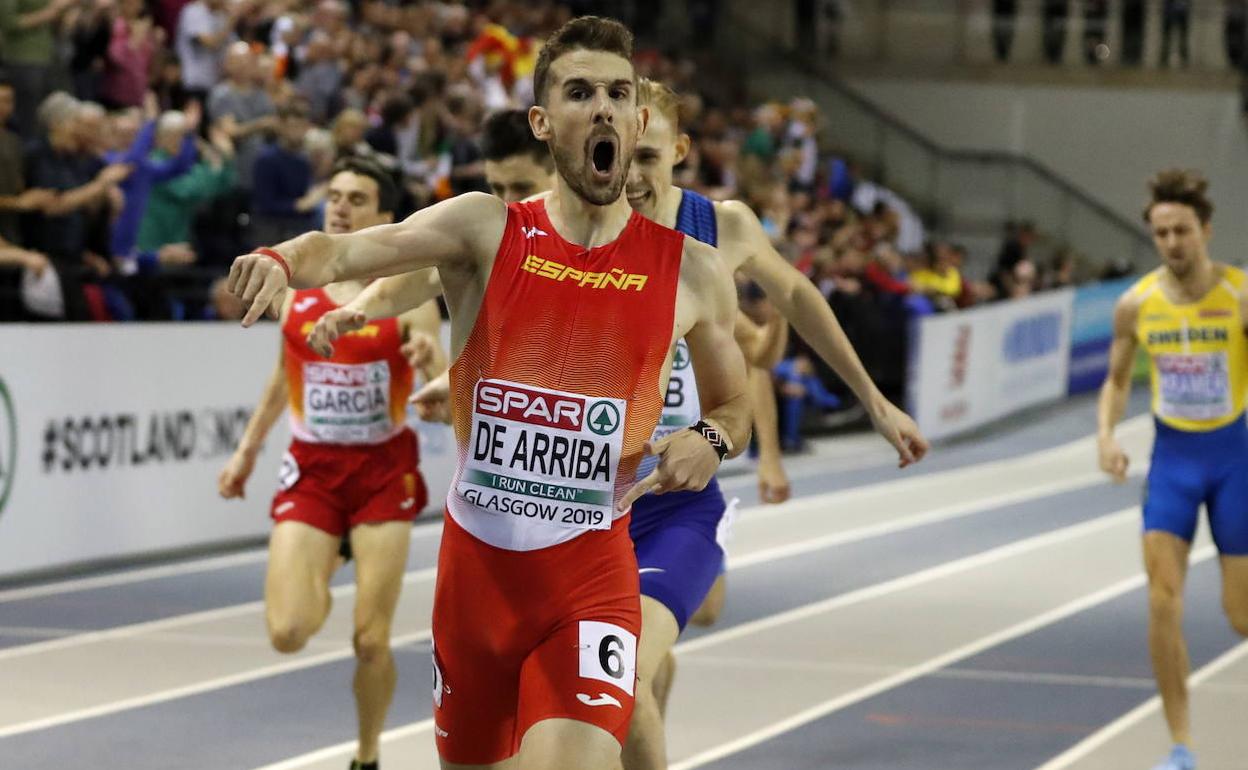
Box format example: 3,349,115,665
689,419,729,461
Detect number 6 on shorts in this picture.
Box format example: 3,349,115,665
578,620,637,696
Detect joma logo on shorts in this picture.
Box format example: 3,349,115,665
477,384,584,431
521,255,648,291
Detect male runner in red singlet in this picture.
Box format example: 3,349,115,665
225,17,753,770
218,157,444,770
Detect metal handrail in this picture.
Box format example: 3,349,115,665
717,8,1154,261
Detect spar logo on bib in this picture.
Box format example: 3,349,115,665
461,380,628,531
0,376,14,517
672,341,691,371
587,401,620,436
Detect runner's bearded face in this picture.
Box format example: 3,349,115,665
540,50,640,207
1148,202,1210,280
626,109,682,221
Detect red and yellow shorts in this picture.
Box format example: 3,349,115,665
430,513,642,764
269,428,428,536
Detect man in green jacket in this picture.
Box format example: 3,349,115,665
136,116,237,255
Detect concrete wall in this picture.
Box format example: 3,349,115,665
840,75,1248,263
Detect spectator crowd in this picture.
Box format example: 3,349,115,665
0,0,1087,446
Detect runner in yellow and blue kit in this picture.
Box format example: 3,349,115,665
1098,169,1248,770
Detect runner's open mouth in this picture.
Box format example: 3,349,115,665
591,137,617,178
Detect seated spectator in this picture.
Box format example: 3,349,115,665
249,101,315,248
136,115,235,257
774,354,842,452
910,241,965,311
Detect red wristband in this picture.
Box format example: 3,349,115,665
253,247,292,282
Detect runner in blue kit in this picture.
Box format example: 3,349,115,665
617,78,930,770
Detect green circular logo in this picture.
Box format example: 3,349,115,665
673,341,691,371
0,376,15,517
587,401,621,436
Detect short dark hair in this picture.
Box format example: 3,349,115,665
1144,168,1214,225
480,109,552,169
331,156,399,215
532,16,634,106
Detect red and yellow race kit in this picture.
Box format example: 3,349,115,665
432,199,684,762
270,288,427,536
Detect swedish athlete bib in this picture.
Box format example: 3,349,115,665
446,199,685,551
1133,266,1248,432
283,288,414,445
637,190,717,480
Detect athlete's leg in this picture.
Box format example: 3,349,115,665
1221,556,1248,637
516,718,620,770
265,520,340,652
688,574,726,627
1144,530,1194,746
622,597,680,770
348,520,412,764
652,652,676,718
1207,456,1248,637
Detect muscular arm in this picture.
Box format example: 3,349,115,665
684,240,752,457
724,200,927,466
352,269,443,322
230,191,505,326
724,200,884,411
1096,293,1140,482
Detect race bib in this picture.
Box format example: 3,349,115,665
1157,352,1232,421
457,379,626,531
639,340,701,479
578,620,637,696
302,360,392,443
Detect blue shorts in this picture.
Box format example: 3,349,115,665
629,477,731,630
1145,417,1248,555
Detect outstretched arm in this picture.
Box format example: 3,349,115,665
228,191,505,326
307,269,442,357
724,200,928,467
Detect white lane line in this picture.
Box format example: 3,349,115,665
728,470,1135,570
0,484,1136,740
258,504,1163,768
734,415,1149,524
669,544,1218,770
0,629,432,740
0,454,1118,662
1032,638,1248,770
0,413,1147,604
0,626,86,640
0,521,446,604
0,567,437,662
251,721,435,770
680,509,1139,655
684,655,1158,691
